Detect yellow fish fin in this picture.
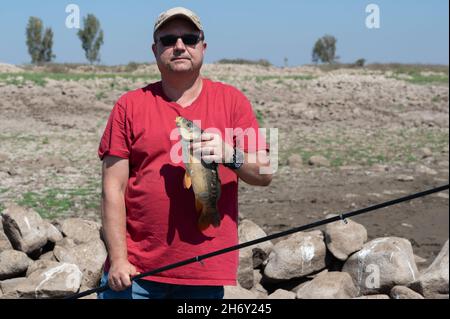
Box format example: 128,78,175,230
183,171,192,189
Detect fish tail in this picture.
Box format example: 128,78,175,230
198,206,221,231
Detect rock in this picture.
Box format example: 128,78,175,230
396,175,414,182
238,247,254,289
16,262,83,298
420,147,433,158
371,164,389,172
0,277,28,298
79,285,99,299
296,271,358,299
287,154,303,168
308,155,330,167
239,219,273,265
26,260,60,277
264,230,326,280
60,218,101,244
324,216,367,261
353,294,390,299
414,254,428,272
415,164,437,175
250,283,268,299
1,203,48,254
43,221,63,243
408,240,448,299
224,285,258,299
53,238,107,288
342,237,419,295
0,228,12,253
0,250,33,280
268,289,296,299
390,286,424,299
237,220,273,289
39,251,56,261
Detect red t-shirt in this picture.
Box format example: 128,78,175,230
98,78,268,286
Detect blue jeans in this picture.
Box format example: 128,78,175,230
97,272,224,299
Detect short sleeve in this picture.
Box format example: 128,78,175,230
232,90,269,153
98,99,131,160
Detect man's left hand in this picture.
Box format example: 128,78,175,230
191,132,234,164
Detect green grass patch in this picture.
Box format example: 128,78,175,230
250,75,315,83
255,109,264,126
96,91,106,100
17,183,101,219
0,72,161,87
281,128,449,168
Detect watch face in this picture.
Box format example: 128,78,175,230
235,149,244,168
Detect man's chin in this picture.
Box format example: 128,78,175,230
168,63,195,73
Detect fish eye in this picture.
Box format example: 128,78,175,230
186,122,192,128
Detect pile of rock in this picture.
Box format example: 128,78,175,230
1,203,448,299
228,217,448,299
0,203,106,299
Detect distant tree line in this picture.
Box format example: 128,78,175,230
25,14,104,64
26,16,366,67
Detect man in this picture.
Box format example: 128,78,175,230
97,7,272,299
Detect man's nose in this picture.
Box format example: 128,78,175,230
174,38,186,51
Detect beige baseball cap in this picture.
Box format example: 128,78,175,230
154,7,203,33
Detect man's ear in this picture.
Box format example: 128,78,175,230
202,42,207,54
151,43,157,57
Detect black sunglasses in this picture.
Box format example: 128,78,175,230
158,34,202,46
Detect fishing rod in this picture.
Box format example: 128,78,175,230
67,183,449,299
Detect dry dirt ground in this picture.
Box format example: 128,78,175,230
0,63,448,264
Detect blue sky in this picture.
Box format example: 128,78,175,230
0,0,448,66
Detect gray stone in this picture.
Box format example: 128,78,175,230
396,175,414,182
353,294,390,299
264,230,326,280
60,218,101,244
0,250,33,280
239,219,273,264
415,164,437,175
1,204,48,254
342,237,419,295
308,155,330,167
390,286,424,299
0,228,12,253
238,247,254,289
250,283,268,299
224,285,258,299
17,262,82,298
53,238,107,288
39,251,56,261
287,154,303,168
238,219,273,289
414,254,428,272
43,221,63,243
296,271,358,299
420,147,433,158
26,260,60,277
408,240,449,299
325,216,368,261
268,289,296,299
0,277,28,298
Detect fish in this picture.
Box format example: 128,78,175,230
175,116,221,231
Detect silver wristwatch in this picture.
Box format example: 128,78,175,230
224,148,244,170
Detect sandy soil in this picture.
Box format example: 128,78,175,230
0,63,448,265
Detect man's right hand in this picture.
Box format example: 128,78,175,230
108,259,141,291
